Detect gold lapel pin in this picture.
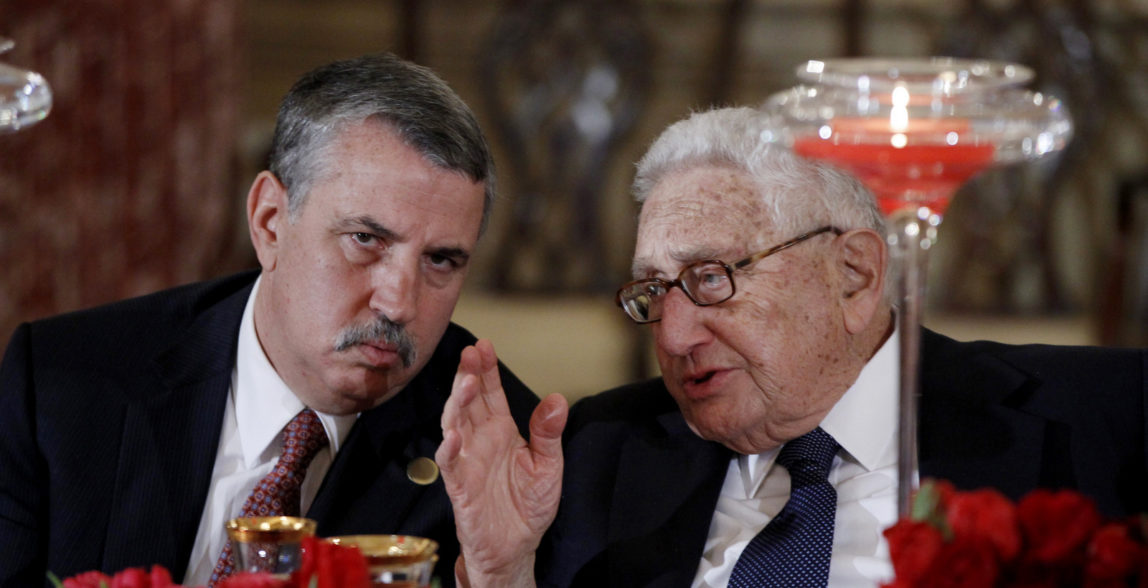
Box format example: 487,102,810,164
406,457,439,485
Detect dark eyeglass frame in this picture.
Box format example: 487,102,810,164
614,225,845,324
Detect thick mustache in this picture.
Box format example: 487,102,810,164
334,316,416,368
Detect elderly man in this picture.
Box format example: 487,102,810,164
0,53,539,587
437,106,1148,587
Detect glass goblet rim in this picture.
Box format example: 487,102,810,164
225,515,317,543
796,56,1035,94
326,534,439,565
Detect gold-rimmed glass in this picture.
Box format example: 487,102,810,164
225,516,317,576
327,535,439,587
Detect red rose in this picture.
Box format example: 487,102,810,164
1085,521,1145,583
108,567,149,588
884,519,945,584
60,565,181,588
147,565,177,588
1018,488,1102,564
290,536,370,588
946,488,1021,563
62,571,113,588
880,580,916,588
925,536,1000,588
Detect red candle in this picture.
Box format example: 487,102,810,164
793,132,996,216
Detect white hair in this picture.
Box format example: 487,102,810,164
632,107,886,236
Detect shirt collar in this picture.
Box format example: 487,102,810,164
234,276,358,469
820,326,900,472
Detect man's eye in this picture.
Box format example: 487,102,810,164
428,253,458,270
698,271,728,287
351,232,376,245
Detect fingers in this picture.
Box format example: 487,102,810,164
475,338,498,369
454,556,470,588
435,428,462,472
440,339,515,462
473,339,512,418
441,347,482,433
528,393,568,463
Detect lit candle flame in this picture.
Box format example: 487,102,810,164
889,85,910,146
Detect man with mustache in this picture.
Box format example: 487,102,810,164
0,52,539,587
436,106,1148,587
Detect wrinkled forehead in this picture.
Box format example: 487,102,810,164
633,165,778,276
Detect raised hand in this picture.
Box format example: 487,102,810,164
436,339,568,588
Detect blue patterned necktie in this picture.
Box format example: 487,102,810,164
728,427,840,588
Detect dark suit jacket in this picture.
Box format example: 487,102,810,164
537,329,1148,587
0,271,540,587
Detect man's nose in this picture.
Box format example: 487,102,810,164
369,258,419,325
653,287,711,356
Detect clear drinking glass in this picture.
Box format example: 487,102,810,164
0,36,52,133
225,516,317,577
763,57,1073,514
327,535,439,587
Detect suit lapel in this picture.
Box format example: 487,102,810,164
606,411,731,587
306,390,424,532
307,374,447,538
918,329,1053,499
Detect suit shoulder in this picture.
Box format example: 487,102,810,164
566,377,675,430
922,328,1146,410
29,272,255,329
925,329,1144,379
10,271,257,366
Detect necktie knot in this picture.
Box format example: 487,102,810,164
777,427,839,485
279,407,328,471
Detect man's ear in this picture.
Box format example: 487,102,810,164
247,170,290,272
835,228,888,335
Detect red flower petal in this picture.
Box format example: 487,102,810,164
946,488,1021,562
1018,488,1102,564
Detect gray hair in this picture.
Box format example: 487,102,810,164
268,52,496,235
632,107,885,237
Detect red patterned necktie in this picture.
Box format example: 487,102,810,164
208,408,329,587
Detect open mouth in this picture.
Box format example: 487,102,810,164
681,368,725,400
690,371,717,385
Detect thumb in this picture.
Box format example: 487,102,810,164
529,393,568,462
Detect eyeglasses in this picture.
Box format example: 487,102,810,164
614,226,844,324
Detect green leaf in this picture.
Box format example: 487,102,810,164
910,480,940,522
910,479,953,541
45,571,63,588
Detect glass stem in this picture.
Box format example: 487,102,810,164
887,207,939,516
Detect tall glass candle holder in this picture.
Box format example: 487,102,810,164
764,57,1072,514
0,36,52,133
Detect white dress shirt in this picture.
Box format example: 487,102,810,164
692,330,905,587
183,277,358,586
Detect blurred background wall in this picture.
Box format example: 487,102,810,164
2,0,1148,399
